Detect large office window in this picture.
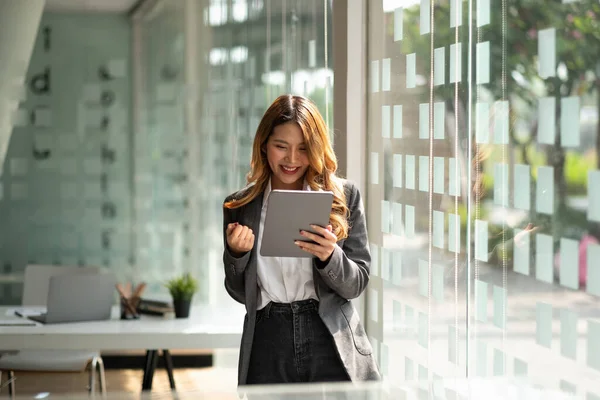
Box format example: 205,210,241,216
132,0,333,303
366,0,600,396
0,0,333,306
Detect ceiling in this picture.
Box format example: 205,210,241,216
44,0,140,13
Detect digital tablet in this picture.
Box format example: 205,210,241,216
260,189,334,258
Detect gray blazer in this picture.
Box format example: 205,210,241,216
222,179,381,385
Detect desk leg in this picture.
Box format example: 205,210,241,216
141,350,159,391
162,350,176,389
7,371,15,400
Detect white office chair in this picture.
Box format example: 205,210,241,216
0,265,107,397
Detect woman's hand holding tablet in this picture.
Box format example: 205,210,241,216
295,224,337,262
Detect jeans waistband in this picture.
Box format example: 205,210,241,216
259,299,319,317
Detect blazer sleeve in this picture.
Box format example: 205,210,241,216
222,202,251,304
313,181,371,300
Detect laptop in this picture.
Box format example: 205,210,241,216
28,272,117,324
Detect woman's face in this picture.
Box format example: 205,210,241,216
266,122,310,190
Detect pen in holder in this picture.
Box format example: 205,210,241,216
120,296,139,320
116,282,146,320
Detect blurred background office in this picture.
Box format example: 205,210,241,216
1,0,600,398
0,0,333,307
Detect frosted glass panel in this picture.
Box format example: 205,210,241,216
393,105,403,138
368,288,379,323
419,259,428,298
449,157,460,196
434,102,445,139
476,102,490,144
493,285,506,329
381,105,391,138
494,163,509,207
392,252,402,286
418,312,428,348
538,28,556,78
559,238,579,290
433,210,444,249
561,96,580,147
370,152,379,185
392,202,403,236
382,58,391,92
419,103,429,139
536,234,554,284
450,0,462,28
514,164,531,210
536,302,553,348
448,213,460,253
405,357,414,380
393,300,402,330
406,53,416,88
476,41,490,84
450,43,462,83
434,47,445,86
493,101,509,144
475,220,488,262
371,60,379,93
420,0,430,34
536,166,554,214
405,155,415,190
475,279,488,322
433,264,444,302
419,156,429,192
394,8,404,41
381,200,391,234
448,326,458,364
433,157,444,194
538,97,556,145
513,228,531,276
560,309,577,360
589,171,600,222
477,0,490,27
393,154,403,188
587,244,600,297
492,350,506,377
405,205,415,237
476,340,487,377
588,321,600,371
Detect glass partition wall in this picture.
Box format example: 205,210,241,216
366,0,600,397
132,0,333,304
0,0,333,306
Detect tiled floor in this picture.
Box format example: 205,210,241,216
2,368,239,398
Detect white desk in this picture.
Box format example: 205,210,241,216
0,304,244,391
0,305,243,351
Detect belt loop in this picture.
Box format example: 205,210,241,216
264,302,272,318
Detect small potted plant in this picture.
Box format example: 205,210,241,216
165,272,199,318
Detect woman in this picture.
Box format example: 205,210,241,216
222,94,380,386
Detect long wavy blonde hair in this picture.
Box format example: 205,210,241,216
224,94,349,240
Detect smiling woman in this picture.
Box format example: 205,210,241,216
221,94,380,386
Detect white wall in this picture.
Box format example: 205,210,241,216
0,0,45,167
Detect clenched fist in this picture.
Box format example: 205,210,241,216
226,222,255,257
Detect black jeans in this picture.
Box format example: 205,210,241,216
246,299,350,385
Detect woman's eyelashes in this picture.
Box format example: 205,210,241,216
275,145,306,152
